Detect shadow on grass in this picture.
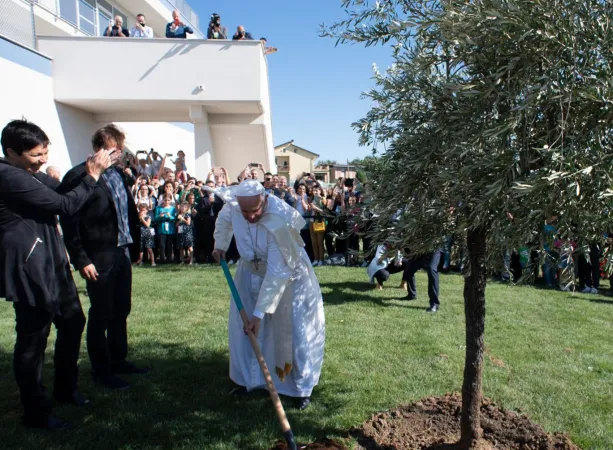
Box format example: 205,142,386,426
0,342,346,450
320,281,433,311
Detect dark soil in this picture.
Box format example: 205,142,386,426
352,393,580,450
270,393,580,450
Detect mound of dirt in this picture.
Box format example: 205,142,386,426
353,392,580,450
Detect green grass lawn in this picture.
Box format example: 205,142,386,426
0,266,612,449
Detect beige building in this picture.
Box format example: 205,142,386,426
274,141,319,181
313,164,358,184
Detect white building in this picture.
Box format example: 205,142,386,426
0,0,275,179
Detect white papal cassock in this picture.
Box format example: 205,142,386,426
214,193,325,398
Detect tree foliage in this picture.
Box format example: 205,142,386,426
324,1,613,447
324,0,613,265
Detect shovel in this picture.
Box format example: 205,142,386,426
221,260,298,450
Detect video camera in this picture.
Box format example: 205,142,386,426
209,13,221,27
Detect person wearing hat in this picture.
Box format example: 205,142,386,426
212,180,325,410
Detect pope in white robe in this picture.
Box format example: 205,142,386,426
212,180,325,409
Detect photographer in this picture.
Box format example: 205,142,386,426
207,13,227,40
104,16,129,37
232,25,254,41
166,10,193,39
130,14,153,38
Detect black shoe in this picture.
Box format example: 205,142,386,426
297,397,311,410
111,361,150,375
404,295,417,301
23,414,71,430
426,305,439,313
54,390,91,407
92,373,131,390
229,386,250,396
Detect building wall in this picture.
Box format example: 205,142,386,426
116,122,196,174
274,145,316,180
0,37,97,177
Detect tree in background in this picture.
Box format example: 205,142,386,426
316,159,339,166
324,0,613,447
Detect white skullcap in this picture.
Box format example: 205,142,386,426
236,179,265,197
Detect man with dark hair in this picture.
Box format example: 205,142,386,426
60,124,146,391
1,119,112,429
130,14,153,38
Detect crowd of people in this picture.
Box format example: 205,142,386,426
114,151,371,269
103,10,277,54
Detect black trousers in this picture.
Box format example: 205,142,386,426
578,243,601,289
374,259,407,285
404,252,441,306
202,218,216,262
13,264,85,421
159,234,175,263
85,248,132,378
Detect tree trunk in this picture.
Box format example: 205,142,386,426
459,226,488,449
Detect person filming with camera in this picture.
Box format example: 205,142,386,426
232,25,254,41
207,13,227,40
130,14,153,39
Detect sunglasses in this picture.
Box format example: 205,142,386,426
265,178,272,182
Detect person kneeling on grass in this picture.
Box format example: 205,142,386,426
368,244,409,290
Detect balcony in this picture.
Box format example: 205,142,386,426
36,36,274,178
277,164,290,173
37,37,267,116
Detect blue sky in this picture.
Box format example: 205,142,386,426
192,1,392,162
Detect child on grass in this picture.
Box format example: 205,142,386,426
177,201,194,264
137,204,156,267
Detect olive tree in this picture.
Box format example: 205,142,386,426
324,0,613,447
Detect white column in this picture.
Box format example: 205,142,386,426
190,106,215,181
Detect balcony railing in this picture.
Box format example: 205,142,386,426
0,0,37,48
277,165,290,173
20,0,203,43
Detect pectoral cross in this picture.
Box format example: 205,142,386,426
252,255,262,270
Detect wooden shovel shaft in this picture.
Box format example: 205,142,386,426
220,260,295,442
238,308,292,433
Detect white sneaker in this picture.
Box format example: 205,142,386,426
228,260,235,265
590,287,599,294
581,286,593,294
311,260,318,266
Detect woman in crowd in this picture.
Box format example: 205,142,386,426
155,193,177,263
326,186,347,263
309,185,326,266
137,203,156,267
158,181,177,207
0,120,112,429
346,195,361,265
295,183,314,261
176,201,194,264
134,183,154,211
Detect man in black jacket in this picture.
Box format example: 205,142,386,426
197,179,224,263
60,124,145,391
1,120,112,429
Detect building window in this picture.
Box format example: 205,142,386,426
59,0,77,25
78,0,96,35
97,9,111,35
